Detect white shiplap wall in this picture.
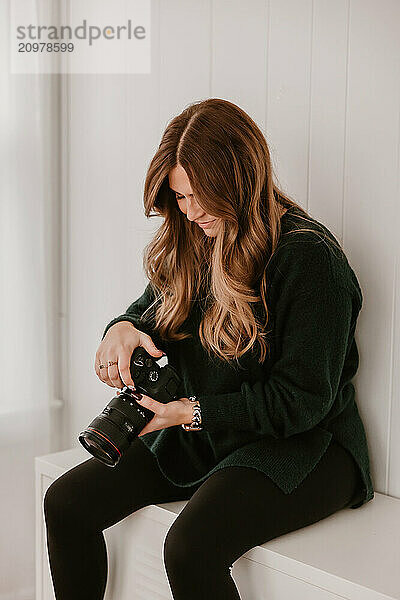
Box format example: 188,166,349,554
64,0,400,502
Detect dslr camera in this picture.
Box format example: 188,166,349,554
78,346,181,467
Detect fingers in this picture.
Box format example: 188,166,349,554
140,333,164,358
95,351,135,390
96,361,118,388
107,362,124,389
94,352,118,388
94,328,164,392
136,394,166,416
118,353,136,389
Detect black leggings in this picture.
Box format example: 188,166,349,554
44,436,362,600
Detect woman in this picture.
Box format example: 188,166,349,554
44,98,374,600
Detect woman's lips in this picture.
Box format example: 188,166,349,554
198,219,216,228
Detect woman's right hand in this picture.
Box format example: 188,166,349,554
94,321,164,390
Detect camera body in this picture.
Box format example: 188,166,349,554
78,346,181,467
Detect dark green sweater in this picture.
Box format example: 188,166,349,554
102,206,374,509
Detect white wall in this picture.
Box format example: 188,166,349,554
62,0,400,501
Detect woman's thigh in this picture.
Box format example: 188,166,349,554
43,436,200,534
164,439,362,569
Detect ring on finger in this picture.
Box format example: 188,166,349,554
99,360,117,369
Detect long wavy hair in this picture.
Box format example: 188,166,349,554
139,98,343,366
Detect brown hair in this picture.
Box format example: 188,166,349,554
139,98,342,366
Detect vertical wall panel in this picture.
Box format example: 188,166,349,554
159,0,212,131
308,0,349,239
392,217,400,497
212,0,269,133
68,2,163,431
69,71,133,432
267,0,313,206
343,0,400,496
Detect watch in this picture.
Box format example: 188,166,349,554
181,395,203,431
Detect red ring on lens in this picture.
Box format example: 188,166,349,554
87,428,121,456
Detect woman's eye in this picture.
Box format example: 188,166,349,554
176,195,184,201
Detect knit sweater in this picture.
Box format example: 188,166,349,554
102,206,374,509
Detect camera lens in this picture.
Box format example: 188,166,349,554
78,390,150,466
79,428,122,467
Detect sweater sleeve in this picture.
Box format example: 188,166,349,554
101,282,167,352
197,240,356,437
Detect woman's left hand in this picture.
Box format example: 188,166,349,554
132,394,194,436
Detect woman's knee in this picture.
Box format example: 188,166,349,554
163,515,224,572
163,516,200,571
44,461,96,532
44,475,78,532
163,520,185,569
163,517,234,593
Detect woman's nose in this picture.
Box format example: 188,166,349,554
186,199,202,221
